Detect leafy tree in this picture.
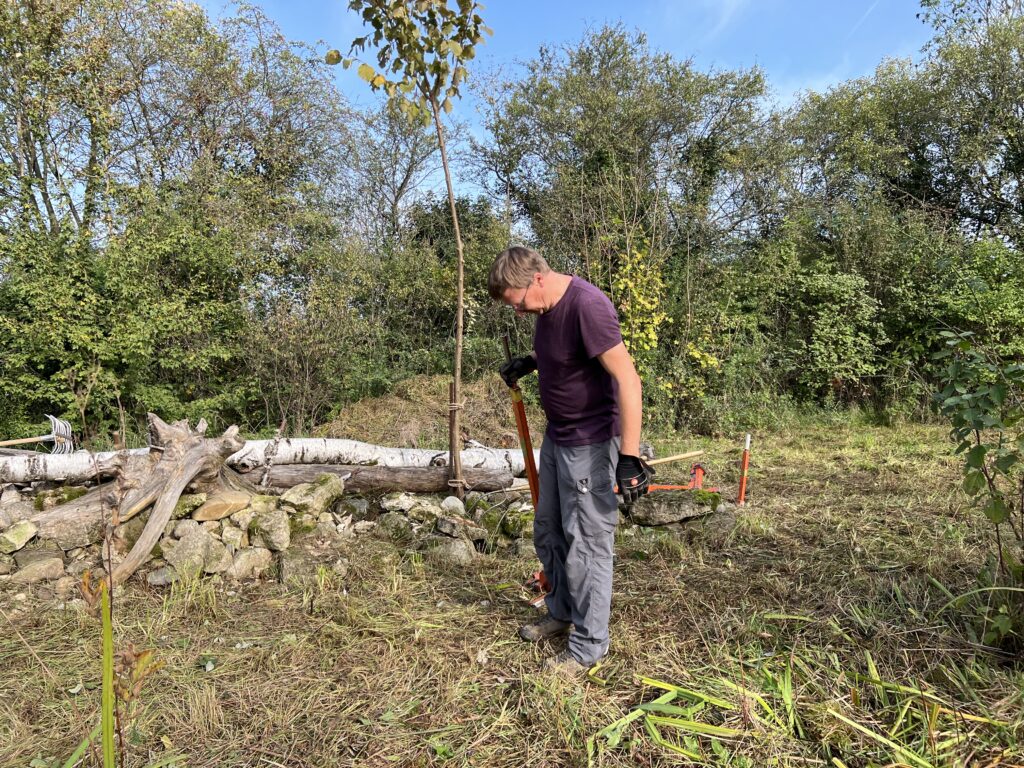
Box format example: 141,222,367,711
329,0,491,495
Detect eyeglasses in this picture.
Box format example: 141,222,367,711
511,283,531,313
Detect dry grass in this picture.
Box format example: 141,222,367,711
321,374,546,450
2,421,1023,767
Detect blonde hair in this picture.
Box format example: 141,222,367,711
487,246,550,300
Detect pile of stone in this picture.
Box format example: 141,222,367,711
0,473,732,592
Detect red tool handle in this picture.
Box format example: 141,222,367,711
504,335,540,507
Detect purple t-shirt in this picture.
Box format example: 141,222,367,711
534,276,622,446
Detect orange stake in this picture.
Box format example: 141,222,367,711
737,434,751,505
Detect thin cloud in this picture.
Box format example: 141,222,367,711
706,0,747,39
847,0,883,39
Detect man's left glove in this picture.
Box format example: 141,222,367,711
616,453,655,502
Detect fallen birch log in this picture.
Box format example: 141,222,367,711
249,464,513,493
1,439,539,485
227,438,539,475
0,448,150,484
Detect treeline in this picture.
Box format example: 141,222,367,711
1,0,1022,442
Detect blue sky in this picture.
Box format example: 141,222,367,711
198,0,934,107
197,0,934,194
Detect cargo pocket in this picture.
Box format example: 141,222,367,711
574,474,616,558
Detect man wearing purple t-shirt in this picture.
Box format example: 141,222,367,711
487,246,653,674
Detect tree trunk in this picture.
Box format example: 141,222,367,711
27,414,245,585
429,92,465,499
249,464,512,493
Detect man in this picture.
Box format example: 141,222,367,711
488,245,653,675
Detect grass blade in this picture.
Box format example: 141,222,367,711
827,709,934,768
638,677,736,709
101,581,116,768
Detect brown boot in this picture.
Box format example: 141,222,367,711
518,614,571,642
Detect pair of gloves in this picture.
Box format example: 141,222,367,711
500,354,654,502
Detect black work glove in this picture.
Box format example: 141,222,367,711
616,453,655,502
499,355,537,387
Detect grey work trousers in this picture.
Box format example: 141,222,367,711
535,436,619,664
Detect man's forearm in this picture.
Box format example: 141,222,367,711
616,372,642,456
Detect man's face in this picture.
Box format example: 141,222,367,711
501,274,541,316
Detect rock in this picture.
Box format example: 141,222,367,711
247,495,279,516
147,566,178,587
0,501,35,529
200,520,222,536
336,497,371,520
66,559,96,577
440,496,466,516
423,536,476,566
10,557,64,584
294,513,318,534
381,492,417,513
1,486,24,505
318,512,334,524
277,546,325,587
436,515,488,542
164,528,230,577
0,521,38,554
173,493,208,519
14,539,62,567
312,521,341,542
204,539,232,573
352,520,376,535
220,523,247,550
375,512,412,543
0,554,14,575
54,576,77,599
162,521,176,538
230,508,256,532
332,557,349,578
464,491,486,515
114,512,150,552
513,539,537,559
280,475,346,517
408,502,443,524
250,508,290,551
193,491,251,522
627,495,707,526
225,547,273,580
173,519,200,539
501,508,534,539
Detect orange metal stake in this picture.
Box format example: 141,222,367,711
737,434,751,505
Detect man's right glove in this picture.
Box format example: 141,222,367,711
616,453,655,502
499,355,537,387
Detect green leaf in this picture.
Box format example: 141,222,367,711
966,445,987,469
994,453,1019,474
442,97,453,113
962,470,986,496
357,62,376,82
325,49,342,65
983,497,1010,524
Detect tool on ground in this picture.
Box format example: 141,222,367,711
502,334,540,507
737,434,751,505
640,463,719,493
0,415,74,454
647,449,703,468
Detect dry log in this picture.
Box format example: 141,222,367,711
250,464,513,493
2,440,537,484
228,438,539,475
0,448,149,484
28,415,246,585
